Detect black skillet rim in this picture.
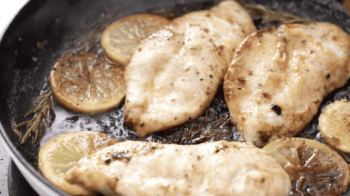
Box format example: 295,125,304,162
0,1,70,195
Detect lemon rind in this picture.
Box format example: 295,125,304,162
101,14,170,65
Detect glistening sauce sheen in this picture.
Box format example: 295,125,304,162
7,0,350,195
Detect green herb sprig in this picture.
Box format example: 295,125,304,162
16,92,54,144
245,4,315,24
235,0,315,25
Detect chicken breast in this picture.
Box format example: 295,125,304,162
169,1,256,64
65,140,291,196
224,22,350,147
124,0,256,137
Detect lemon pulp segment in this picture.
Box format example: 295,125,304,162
319,99,350,153
263,138,349,196
49,52,125,114
101,14,170,65
38,131,118,195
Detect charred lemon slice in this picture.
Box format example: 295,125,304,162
49,52,125,114
319,99,350,153
38,131,118,195
263,138,349,196
101,14,170,65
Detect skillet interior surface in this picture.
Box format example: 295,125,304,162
1,0,350,195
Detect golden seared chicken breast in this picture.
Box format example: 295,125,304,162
224,22,350,147
65,140,291,196
124,0,256,137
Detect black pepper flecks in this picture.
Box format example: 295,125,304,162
105,158,111,165
112,152,128,159
271,105,282,115
149,146,157,150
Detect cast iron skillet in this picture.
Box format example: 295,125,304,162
1,0,350,195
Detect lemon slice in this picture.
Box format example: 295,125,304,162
263,138,349,196
38,131,118,195
345,0,350,15
101,14,170,65
49,52,125,114
319,99,350,153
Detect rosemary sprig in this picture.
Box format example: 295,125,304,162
16,92,54,144
245,4,315,24
234,0,315,25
